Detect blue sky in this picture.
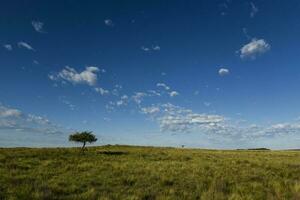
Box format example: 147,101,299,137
1,0,300,149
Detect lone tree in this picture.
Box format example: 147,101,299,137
69,131,97,151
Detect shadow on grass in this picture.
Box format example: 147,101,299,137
96,150,129,155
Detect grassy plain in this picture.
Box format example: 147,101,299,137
1,145,300,199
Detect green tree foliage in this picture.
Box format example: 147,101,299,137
69,131,97,151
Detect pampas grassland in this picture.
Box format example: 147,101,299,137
1,145,300,199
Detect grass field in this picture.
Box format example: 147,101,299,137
1,145,300,200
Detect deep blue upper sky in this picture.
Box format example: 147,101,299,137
1,0,300,149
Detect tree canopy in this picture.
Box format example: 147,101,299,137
69,131,97,150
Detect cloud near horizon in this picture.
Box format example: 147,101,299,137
0,104,65,134
138,102,300,142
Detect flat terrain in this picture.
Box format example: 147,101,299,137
1,146,300,200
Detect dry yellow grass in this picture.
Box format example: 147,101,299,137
1,145,300,199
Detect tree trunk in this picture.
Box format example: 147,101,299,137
81,141,86,151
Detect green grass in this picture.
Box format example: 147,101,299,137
1,145,300,200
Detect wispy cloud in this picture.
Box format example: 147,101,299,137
33,60,39,65
218,68,230,76
132,92,148,105
104,19,114,27
0,104,64,134
59,96,76,111
18,42,35,51
3,44,13,51
95,87,109,95
147,90,161,97
239,39,270,59
116,95,129,106
111,84,123,96
139,102,300,142
106,82,179,111
94,78,300,143
141,103,225,133
49,66,103,86
141,106,160,115
204,102,211,107
0,106,21,118
250,2,258,18
242,28,251,40
31,21,45,33
157,83,170,90
218,1,231,16
169,91,179,97
152,45,160,51
194,90,200,96
141,45,161,52
141,46,150,52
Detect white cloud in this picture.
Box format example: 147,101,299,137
95,87,109,95
31,21,45,33
242,28,251,40
18,42,35,51
239,39,270,59
115,84,122,89
103,117,111,122
97,79,300,142
169,91,179,97
137,101,300,141
116,95,129,106
111,84,123,96
108,82,179,111
33,60,39,65
132,92,147,104
157,103,225,133
106,88,162,111
141,106,160,115
141,45,161,52
104,19,114,27
105,95,130,110
0,106,22,118
194,90,200,95
250,2,258,18
3,44,12,51
0,104,64,134
147,90,161,97
145,103,300,140
152,45,160,51
157,83,170,90
49,66,102,86
141,46,150,52
218,68,230,76
105,101,116,112
264,123,300,136
204,102,211,107
27,114,50,125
